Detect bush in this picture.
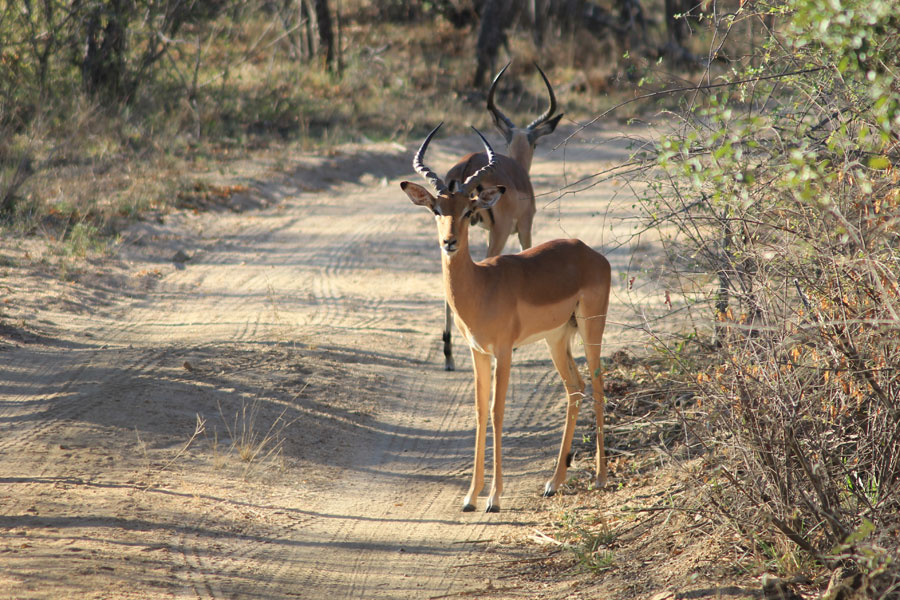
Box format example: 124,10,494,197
640,0,900,586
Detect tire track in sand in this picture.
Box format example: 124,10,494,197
304,211,399,332
148,185,485,599
0,128,640,598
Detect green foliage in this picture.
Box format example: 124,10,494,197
63,222,106,257
551,509,617,575
570,530,616,574
788,0,900,135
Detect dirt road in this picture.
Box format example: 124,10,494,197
0,126,660,599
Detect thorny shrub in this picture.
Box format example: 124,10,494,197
639,0,900,592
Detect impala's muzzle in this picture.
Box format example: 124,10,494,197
442,237,459,255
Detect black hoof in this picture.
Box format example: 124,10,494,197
462,503,476,512
543,483,557,498
444,364,455,372
485,504,500,513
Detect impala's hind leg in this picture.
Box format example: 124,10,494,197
543,324,584,497
577,298,609,489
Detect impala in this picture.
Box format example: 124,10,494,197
401,124,611,512
484,61,564,174
439,63,564,371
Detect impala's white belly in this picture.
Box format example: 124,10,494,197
461,327,493,355
457,319,571,357
514,321,570,349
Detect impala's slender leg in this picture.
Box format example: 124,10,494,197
486,347,512,513
578,296,610,489
587,350,607,489
584,340,607,489
463,348,493,511
443,302,455,371
543,326,585,497
485,220,513,258
516,227,533,252
516,200,534,251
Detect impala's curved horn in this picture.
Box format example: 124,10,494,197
462,127,499,195
526,63,558,132
413,123,449,195
486,62,515,132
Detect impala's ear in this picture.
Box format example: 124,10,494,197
400,181,435,208
472,185,505,210
528,113,564,142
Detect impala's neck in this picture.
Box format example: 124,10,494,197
507,132,534,173
440,229,481,321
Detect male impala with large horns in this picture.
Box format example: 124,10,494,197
438,63,564,371
401,124,611,513
485,61,564,173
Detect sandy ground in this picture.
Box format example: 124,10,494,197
0,125,758,599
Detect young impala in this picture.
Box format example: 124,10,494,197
401,124,611,513
439,63,564,371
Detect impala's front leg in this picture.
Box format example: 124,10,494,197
486,348,512,513
443,302,455,371
485,220,513,258
463,349,493,512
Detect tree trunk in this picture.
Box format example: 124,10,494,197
299,0,313,60
82,0,129,100
662,0,695,66
530,0,550,49
335,0,343,75
313,0,334,71
616,0,646,51
474,0,511,88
